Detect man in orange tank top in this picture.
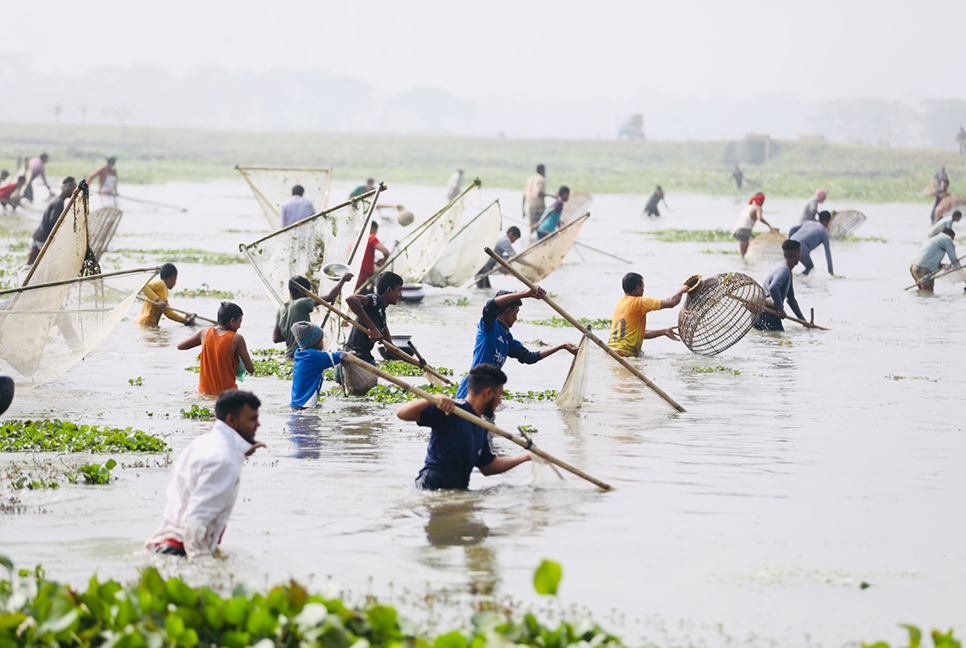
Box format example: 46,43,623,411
178,302,255,395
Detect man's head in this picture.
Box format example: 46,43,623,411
291,321,324,351
61,177,76,198
466,363,507,418
818,210,832,226
0,171,8,182
40,153,49,163
941,179,950,191
943,228,956,239
656,185,663,192
376,271,404,304
288,275,311,299
159,263,178,289
782,239,802,266
506,226,521,243
952,210,962,222
494,289,523,326
215,390,261,443
815,188,827,202
621,272,645,296
292,185,304,196
559,186,570,202
366,178,375,189
107,156,117,166
15,175,25,187
370,221,379,233
536,164,545,176
218,301,244,330
750,193,766,206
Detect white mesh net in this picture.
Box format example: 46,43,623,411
506,213,589,283
380,181,481,284
745,231,785,260
0,268,157,387
87,207,123,260
827,210,867,239
556,335,677,414
559,191,593,226
934,264,966,285
236,166,333,231
425,200,502,287
22,185,91,288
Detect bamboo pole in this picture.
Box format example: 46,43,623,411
114,194,187,212
507,212,630,263
483,247,686,413
22,182,89,286
0,266,160,296
136,296,216,324
302,288,454,386
729,293,830,331
904,254,965,289
340,353,612,491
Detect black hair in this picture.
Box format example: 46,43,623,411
536,164,545,174
558,185,570,195
107,156,117,164
656,185,663,191
494,289,523,315
952,210,962,219
943,228,956,239
62,176,75,186
376,271,403,294
215,389,261,422
781,239,801,258
0,170,7,176
366,178,375,184
159,263,178,279
40,153,49,159
288,275,311,298
370,221,379,231
466,363,507,394
818,210,832,223
217,301,244,325
621,272,644,294
507,226,521,237
292,185,304,196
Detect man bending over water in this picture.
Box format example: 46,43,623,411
754,240,806,331
400,363,531,490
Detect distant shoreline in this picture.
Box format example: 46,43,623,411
1,122,962,203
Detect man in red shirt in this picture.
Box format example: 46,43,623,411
355,221,390,291
0,175,26,211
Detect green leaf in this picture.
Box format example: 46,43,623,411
105,458,117,470
0,554,12,571
166,613,185,638
434,631,468,648
901,624,921,648
533,559,563,596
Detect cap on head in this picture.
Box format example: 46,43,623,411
291,321,322,349
750,193,765,206
815,188,827,201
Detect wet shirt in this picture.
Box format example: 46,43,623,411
280,195,315,228
135,279,187,326
537,198,564,233
276,297,316,357
789,221,833,273
145,420,253,559
456,298,541,398
291,349,343,408
763,263,805,320
417,401,496,490
911,233,958,271
345,293,386,362
800,198,821,223
608,295,663,357
32,197,65,243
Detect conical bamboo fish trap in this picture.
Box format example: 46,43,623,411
677,273,765,356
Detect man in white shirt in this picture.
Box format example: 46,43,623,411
146,390,265,559
523,164,547,228
280,185,316,228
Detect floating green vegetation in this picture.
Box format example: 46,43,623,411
864,625,960,648
180,283,236,299
519,424,539,435
180,404,215,420
379,361,454,377
443,297,471,307
128,376,144,387
68,459,117,485
328,384,557,405
692,365,740,376
840,234,889,243
505,388,558,402
0,420,167,453
886,374,938,383
699,248,741,255
109,248,245,265
252,356,294,381
526,316,612,330
644,228,734,243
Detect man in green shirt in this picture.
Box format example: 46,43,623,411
272,273,354,357
350,178,374,199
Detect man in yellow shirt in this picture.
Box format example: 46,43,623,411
135,263,196,327
607,272,687,357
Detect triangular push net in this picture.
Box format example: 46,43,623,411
745,231,785,261
22,183,99,289
379,180,482,285
559,191,593,227
935,195,966,221
425,200,502,287
678,273,764,356
827,210,867,239
236,166,333,231
556,335,677,414
504,213,589,283
0,268,157,387
87,207,124,260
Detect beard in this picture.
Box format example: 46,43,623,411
481,395,498,419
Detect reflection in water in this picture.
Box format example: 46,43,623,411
286,405,390,463
420,492,498,594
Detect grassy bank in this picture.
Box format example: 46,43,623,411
1,122,963,201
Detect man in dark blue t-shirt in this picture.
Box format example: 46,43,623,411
398,364,531,490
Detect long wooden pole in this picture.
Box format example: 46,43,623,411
0,266,160,296
503,215,630,263
340,353,612,491
483,247,686,413
136,296,216,325
302,288,454,386
903,255,965,290
762,305,829,331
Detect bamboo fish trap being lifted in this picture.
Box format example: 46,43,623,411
827,210,867,239
677,273,765,356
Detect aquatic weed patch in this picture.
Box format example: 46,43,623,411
526,316,612,330
379,361,454,378
841,234,888,243
108,247,245,265
0,419,167,453
180,283,237,299
693,365,740,376
328,383,557,405
699,248,740,255
644,229,734,243
180,404,215,419
443,297,471,307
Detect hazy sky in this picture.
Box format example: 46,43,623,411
3,0,960,102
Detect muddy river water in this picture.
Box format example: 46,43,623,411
1,179,963,647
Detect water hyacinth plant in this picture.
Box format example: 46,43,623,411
0,420,167,453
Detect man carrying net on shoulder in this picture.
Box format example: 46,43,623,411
607,272,687,357
754,240,806,331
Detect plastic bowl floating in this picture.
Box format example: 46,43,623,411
322,262,351,281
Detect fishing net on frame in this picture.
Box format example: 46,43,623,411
340,361,378,396
425,200,502,287
556,335,678,414
677,273,765,356
236,166,333,231
504,213,589,283
934,195,966,221
87,207,123,260
0,268,157,387
827,210,867,239
380,180,482,285
559,191,593,227
745,231,785,261
23,183,97,289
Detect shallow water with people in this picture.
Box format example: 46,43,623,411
1,179,964,647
